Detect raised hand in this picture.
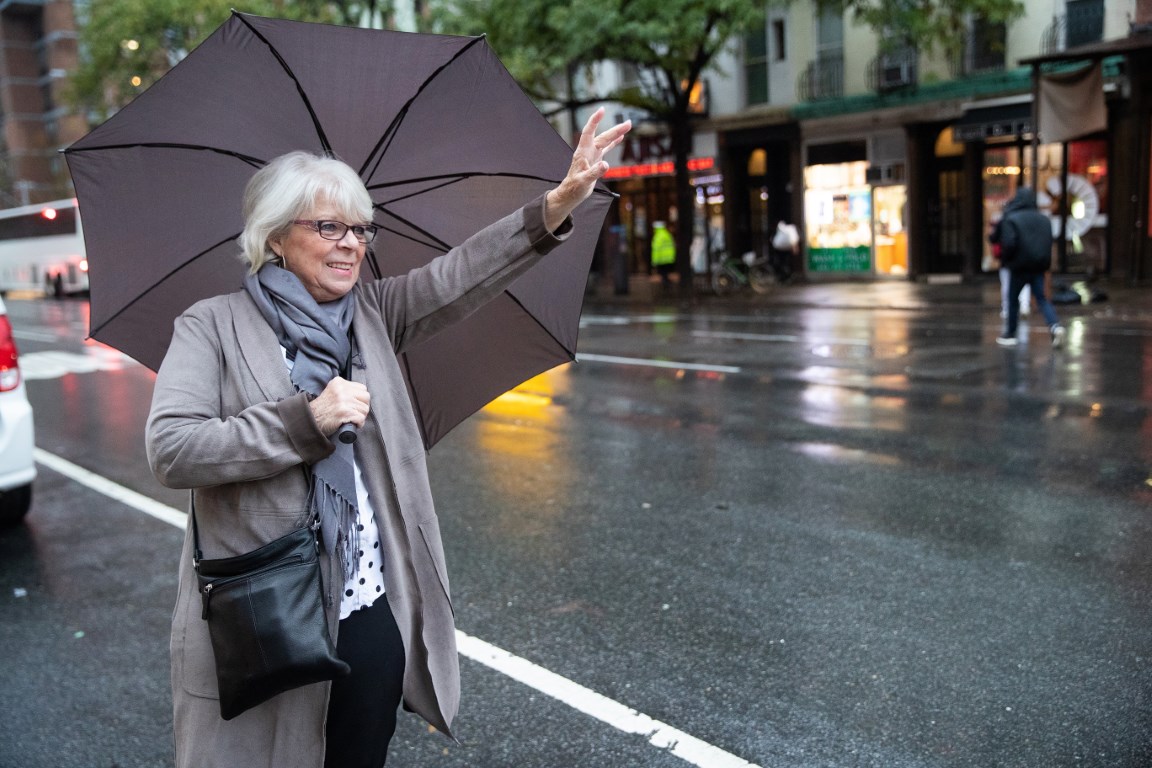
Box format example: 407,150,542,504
545,108,632,232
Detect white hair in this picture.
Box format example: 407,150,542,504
239,152,374,273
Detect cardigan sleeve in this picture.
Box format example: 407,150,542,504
146,305,334,490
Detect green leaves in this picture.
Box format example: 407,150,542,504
69,0,350,119
433,0,767,120
822,0,1024,56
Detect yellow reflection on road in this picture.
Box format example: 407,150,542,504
473,369,575,549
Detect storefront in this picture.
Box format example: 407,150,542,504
802,136,909,277
1018,36,1152,283
982,139,1108,274
603,130,722,278
715,122,799,277
960,100,1109,275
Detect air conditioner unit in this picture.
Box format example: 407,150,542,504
866,163,906,184
878,60,914,89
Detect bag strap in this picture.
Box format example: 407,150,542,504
191,465,317,570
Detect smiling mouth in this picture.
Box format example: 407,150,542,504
327,262,354,271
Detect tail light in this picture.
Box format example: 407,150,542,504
0,314,21,391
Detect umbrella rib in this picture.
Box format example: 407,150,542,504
367,171,563,199
503,288,578,361
360,35,487,181
63,143,266,168
369,175,468,206
374,208,452,252
369,179,617,256
235,12,332,155
87,232,241,339
367,173,619,204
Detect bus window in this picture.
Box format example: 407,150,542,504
0,207,78,241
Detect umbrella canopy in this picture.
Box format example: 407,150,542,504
64,11,612,448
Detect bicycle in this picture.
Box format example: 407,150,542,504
710,250,779,295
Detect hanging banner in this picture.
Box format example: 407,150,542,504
1038,63,1106,143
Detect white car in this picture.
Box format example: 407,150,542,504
0,295,34,525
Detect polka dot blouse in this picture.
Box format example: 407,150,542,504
340,457,387,620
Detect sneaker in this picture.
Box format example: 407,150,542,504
996,336,1018,347
1051,325,1066,348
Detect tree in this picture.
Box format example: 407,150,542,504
426,0,608,140
585,0,769,299
434,0,768,300
68,0,386,120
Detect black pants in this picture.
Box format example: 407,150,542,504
324,597,406,768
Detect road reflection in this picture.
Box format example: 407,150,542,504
471,371,576,548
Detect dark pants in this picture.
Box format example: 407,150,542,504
324,597,406,768
1005,270,1060,336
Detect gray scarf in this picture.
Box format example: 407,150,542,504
243,264,358,581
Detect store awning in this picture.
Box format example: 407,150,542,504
953,102,1033,142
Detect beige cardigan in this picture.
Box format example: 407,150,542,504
147,198,568,768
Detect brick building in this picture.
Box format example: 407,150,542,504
0,0,86,206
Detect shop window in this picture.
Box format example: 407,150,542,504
747,149,767,177
872,186,908,276
1038,139,1108,273
981,145,1021,269
983,139,1108,274
804,161,872,273
934,127,964,158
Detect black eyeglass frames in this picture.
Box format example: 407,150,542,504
292,219,378,244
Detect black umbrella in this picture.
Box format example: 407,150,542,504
64,11,613,448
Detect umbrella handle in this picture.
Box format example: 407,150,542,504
337,424,358,444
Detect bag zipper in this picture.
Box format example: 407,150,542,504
199,553,305,620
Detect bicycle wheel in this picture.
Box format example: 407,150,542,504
748,266,777,294
711,265,736,295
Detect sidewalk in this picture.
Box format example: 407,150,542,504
584,273,1150,319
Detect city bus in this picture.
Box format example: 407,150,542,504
0,198,88,298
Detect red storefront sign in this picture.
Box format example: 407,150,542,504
604,156,715,180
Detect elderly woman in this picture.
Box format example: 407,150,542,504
146,108,630,768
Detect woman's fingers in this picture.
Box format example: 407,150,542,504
309,377,370,435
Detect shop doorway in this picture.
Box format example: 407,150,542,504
933,162,964,273
872,184,908,276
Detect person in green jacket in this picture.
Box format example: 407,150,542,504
651,220,675,291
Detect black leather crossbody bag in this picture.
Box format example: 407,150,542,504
192,496,349,720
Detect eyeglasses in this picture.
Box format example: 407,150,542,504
292,219,378,244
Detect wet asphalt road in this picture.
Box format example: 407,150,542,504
1,280,1150,768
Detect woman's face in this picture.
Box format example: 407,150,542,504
271,203,367,303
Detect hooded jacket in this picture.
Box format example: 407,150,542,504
990,188,1053,272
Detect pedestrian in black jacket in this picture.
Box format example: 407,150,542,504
989,187,1065,348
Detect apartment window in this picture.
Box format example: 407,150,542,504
817,6,843,59
772,19,786,61
1065,0,1104,47
968,16,1007,73
744,18,769,106
815,7,844,98
618,61,641,90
